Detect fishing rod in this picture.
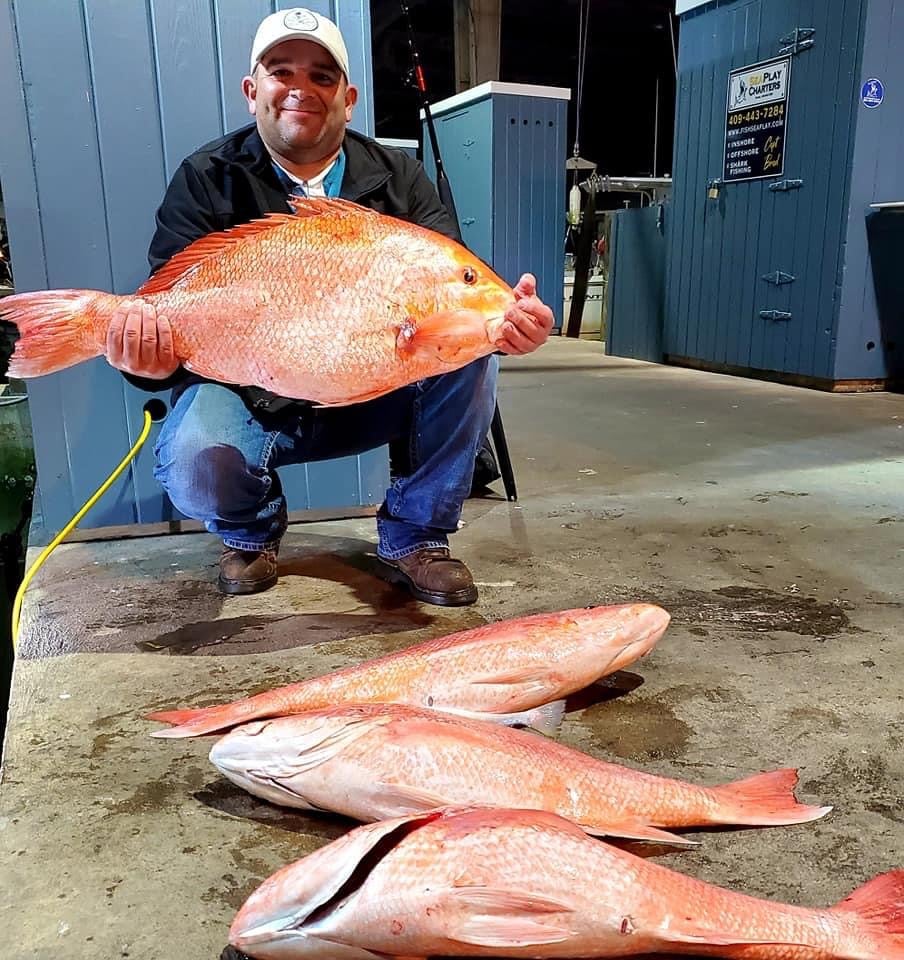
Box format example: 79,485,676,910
397,1,516,501
399,0,460,230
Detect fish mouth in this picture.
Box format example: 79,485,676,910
209,740,320,810
606,605,671,671
230,811,445,957
436,313,507,364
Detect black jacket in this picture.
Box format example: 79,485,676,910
127,123,461,416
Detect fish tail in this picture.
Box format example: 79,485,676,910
147,696,275,738
832,870,904,956
145,706,211,726
708,768,832,826
1,289,108,377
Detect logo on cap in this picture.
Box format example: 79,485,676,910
284,9,319,32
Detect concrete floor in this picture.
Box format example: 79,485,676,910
1,338,903,959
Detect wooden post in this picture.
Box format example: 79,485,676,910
454,0,501,92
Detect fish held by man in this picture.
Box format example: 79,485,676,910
208,702,831,845
229,805,904,960
0,198,514,406
148,603,670,738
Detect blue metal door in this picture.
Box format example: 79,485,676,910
667,0,865,381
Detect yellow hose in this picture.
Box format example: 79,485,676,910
11,409,155,652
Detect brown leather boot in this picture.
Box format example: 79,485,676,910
378,547,478,606
218,547,279,595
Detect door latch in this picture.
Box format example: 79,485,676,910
779,27,816,55
762,271,796,286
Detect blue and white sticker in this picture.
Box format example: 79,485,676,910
861,78,885,108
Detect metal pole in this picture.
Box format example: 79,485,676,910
653,75,660,180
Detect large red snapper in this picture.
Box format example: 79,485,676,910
0,198,514,405
148,603,670,738
208,703,831,845
229,806,904,960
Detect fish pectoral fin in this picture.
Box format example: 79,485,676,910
580,820,698,847
466,666,559,702
470,665,557,687
450,917,573,949
137,219,296,295
447,887,573,948
372,781,451,815
252,717,391,778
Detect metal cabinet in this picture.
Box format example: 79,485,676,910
422,82,569,325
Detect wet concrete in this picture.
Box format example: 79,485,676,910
1,338,903,959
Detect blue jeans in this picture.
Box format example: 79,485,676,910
153,356,498,560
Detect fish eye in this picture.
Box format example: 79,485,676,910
462,266,477,285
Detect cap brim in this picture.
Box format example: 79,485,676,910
253,36,348,77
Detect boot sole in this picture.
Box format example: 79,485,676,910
377,559,478,607
217,572,279,596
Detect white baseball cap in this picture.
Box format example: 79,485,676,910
250,8,350,78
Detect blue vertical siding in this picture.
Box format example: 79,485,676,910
0,0,383,541
424,98,496,264
667,0,867,382
491,93,567,318
213,1,273,131
834,0,904,380
608,206,667,362
424,86,567,328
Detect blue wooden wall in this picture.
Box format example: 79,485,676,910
0,0,384,543
607,205,667,363
666,0,868,383
423,84,569,325
834,0,904,380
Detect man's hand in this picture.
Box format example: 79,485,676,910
106,299,179,378
495,273,554,356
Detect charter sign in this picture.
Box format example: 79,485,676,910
723,56,792,183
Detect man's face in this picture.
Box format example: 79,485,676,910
243,39,357,163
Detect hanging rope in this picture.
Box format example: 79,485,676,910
573,0,591,165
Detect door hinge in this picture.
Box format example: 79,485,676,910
779,27,816,55
769,179,804,192
759,310,793,322
762,271,796,286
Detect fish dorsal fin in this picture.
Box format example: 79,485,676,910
286,195,372,218
245,716,392,780
137,198,373,297
137,213,298,296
